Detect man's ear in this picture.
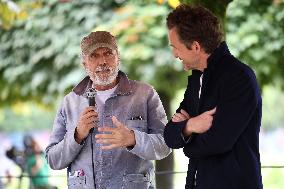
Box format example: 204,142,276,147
80,54,86,67
81,61,86,69
192,41,201,52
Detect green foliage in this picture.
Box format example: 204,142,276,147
0,0,126,106
0,102,54,132
0,0,20,30
262,168,284,189
262,85,284,130
226,0,284,89
1,0,284,129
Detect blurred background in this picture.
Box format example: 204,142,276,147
0,0,284,188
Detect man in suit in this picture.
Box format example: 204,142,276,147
164,4,263,189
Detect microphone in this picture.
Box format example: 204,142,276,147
86,87,98,189
86,87,97,133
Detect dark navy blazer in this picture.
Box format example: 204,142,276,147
164,42,263,189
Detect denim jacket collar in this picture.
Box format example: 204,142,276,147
72,71,132,97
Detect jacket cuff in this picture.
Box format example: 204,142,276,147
181,132,193,143
126,129,143,155
66,126,85,153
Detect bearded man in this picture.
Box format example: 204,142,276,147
45,31,171,189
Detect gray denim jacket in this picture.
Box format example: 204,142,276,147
45,71,171,189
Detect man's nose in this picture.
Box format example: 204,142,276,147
174,53,179,59
98,56,107,65
172,49,178,58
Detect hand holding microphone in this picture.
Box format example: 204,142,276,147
75,88,99,144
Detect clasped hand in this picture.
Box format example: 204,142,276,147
171,107,216,136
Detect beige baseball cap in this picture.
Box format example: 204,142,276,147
80,31,118,56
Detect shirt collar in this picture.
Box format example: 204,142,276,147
206,41,231,71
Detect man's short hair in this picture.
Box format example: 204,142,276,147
166,4,223,54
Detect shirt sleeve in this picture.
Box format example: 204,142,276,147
45,100,84,170
127,87,172,160
164,86,192,149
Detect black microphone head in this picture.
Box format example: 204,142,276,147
89,98,96,106
86,88,97,106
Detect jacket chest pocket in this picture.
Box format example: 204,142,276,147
122,173,151,189
126,120,147,132
68,176,86,189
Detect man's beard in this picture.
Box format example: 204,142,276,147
86,65,119,86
